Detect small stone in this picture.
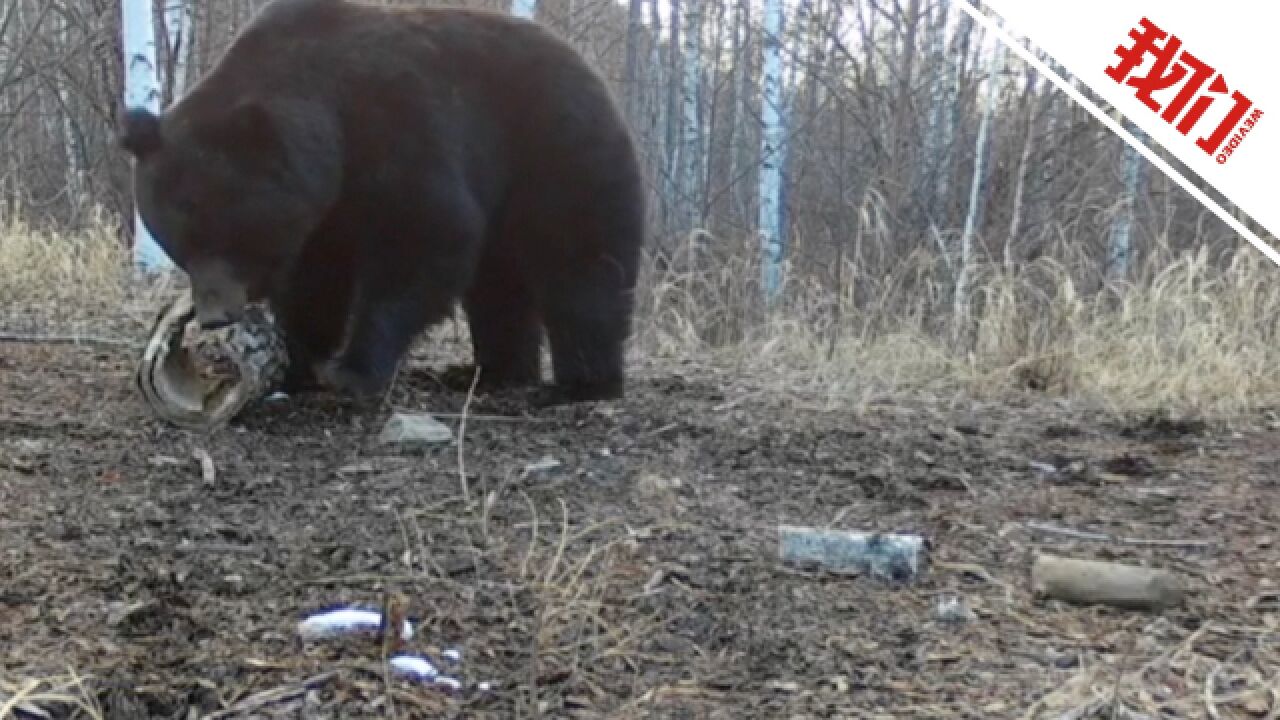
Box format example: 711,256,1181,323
1029,461,1058,475
1243,694,1270,716
765,681,799,693
148,455,184,468
336,461,377,477
522,455,562,476
636,473,683,495
934,595,976,624
377,413,453,448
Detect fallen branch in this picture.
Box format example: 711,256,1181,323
456,366,481,503
1026,522,1213,550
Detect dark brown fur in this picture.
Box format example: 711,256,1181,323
121,0,646,405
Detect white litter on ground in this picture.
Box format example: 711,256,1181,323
298,607,487,695
431,676,463,692
389,654,439,680
296,607,413,642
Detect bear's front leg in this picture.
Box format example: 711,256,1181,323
320,264,471,403
316,292,436,402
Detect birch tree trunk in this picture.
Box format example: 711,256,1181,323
163,0,193,105
511,0,537,19
55,17,87,210
758,0,786,302
1006,68,1040,266
954,40,1005,330
698,0,726,225
923,0,953,225
728,0,751,221
1108,123,1146,285
122,0,171,271
662,0,682,233
720,0,743,216
622,0,643,121
679,0,703,227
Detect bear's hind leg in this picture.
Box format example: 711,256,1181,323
440,256,543,393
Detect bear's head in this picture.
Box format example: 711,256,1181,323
120,100,338,329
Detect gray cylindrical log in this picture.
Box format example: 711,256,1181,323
1031,554,1186,612
135,292,288,429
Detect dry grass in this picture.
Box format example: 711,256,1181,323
4,206,1280,419
639,226,1280,419
1026,615,1280,720
1,671,105,720
0,206,130,319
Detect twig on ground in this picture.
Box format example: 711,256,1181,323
1057,699,1105,720
1108,629,1138,720
640,422,680,439
456,366,481,503
0,680,45,720
412,411,545,423
192,447,216,485
1026,522,1214,549
380,591,407,720
203,672,336,719
0,332,142,349
1204,659,1224,720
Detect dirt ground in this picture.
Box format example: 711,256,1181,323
1,329,1278,719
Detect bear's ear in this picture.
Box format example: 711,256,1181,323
119,106,163,158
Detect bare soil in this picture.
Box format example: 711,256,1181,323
2,335,1277,719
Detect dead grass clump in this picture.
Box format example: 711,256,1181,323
0,204,130,321
1026,617,1280,719
637,233,1280,418
502,502,662,716
1,671,105,720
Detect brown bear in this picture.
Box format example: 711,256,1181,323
120,0,646,406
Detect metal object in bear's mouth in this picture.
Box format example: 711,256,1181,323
135,292,288,430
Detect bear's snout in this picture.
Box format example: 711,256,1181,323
193,299,244,330
196,309,238,331
190,261,249,331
